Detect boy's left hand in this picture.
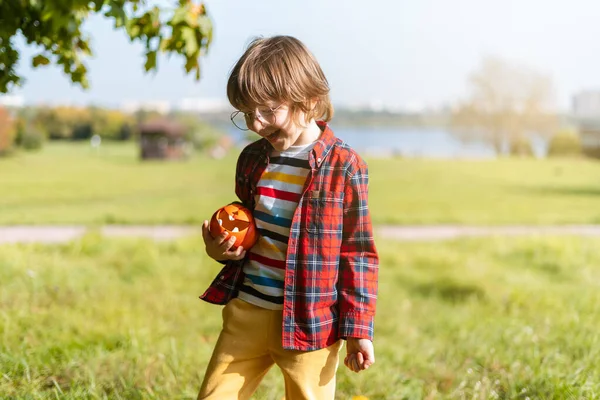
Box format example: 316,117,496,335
344,338,375,373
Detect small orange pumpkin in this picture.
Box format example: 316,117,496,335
209,202,258,250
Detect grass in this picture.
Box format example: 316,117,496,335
1,235,600,399
1,142,600,225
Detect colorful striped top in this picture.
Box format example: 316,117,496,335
238,141,315,309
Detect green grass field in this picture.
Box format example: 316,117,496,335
1,142,600,225
1,235,599,399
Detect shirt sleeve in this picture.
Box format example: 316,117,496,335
234,150,246,205
338,156,379,341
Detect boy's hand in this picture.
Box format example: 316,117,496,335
344,338,375,373
201,220,246,261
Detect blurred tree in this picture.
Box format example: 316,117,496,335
547,128,582,157
89,107,135,140
133,108,162,125
32,107,69,139
451,56,558,156
72,122,93,140
0,0,212,93
15,117,45,150
12,107,45,150
118,122,134,140
0,106,16,154
32,106,91,139
509,136,534,157
170,111,224,150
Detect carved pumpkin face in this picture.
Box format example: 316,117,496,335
209,203,258,250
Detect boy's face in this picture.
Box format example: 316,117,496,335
245,103,314,151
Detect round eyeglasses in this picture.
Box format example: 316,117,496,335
230,104,283,131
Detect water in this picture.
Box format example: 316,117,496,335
227,127,549,158
333,127,494,158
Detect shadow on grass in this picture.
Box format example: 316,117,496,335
512,185,600,197
493,247,572,281
413,279,486,303
393,274,487,304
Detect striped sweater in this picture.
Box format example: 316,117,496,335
237,141,315,309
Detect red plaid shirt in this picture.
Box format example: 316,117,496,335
200,121,379,351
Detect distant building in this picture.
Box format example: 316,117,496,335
578,123,600,158
122,100,171,115
0,95,25,108
572,91,600,158
138,119,188,160
573,91,600,120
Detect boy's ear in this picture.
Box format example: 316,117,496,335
303,98,320,124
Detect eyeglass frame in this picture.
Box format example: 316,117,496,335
230,103,284,131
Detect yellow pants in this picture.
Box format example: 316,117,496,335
198,298,342,400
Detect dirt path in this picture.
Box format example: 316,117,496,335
2,225,600,244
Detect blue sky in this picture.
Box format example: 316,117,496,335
7,0,600,111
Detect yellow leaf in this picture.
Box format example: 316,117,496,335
352,396,369,400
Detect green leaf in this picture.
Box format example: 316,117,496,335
69,63,89,88
127,23,141,39
41,10,54,21
106,5,127,28
184,56,197,73
76,39,92,56
171,7,187,26
181,27,198,56
159,37,171,51
32,55,50,67
197,15,212,37
185,11,198,28
144,51,157,72
92,1,105,12
1,0,214,94
198,15,213,51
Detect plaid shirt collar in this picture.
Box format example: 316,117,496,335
254,120,335,169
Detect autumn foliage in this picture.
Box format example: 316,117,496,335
0,106,16,154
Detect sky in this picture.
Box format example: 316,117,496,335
6,0,600,111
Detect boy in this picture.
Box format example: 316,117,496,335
198,35,379,400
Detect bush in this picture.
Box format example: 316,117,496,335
90,108,135,140
509,136,534,157
118,123,133,141
72,123,93,140
14,119,44,151
20,127,45,150
186,121,224,151
547,129,581,157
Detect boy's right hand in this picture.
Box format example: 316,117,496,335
202,220,247,261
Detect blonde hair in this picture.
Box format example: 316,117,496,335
227,35,333,124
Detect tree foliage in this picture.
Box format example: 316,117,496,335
0,0,213,93
451,57,558,156
29,106,134,140
0,106,16,153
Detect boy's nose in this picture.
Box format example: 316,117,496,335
249,118,267,133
